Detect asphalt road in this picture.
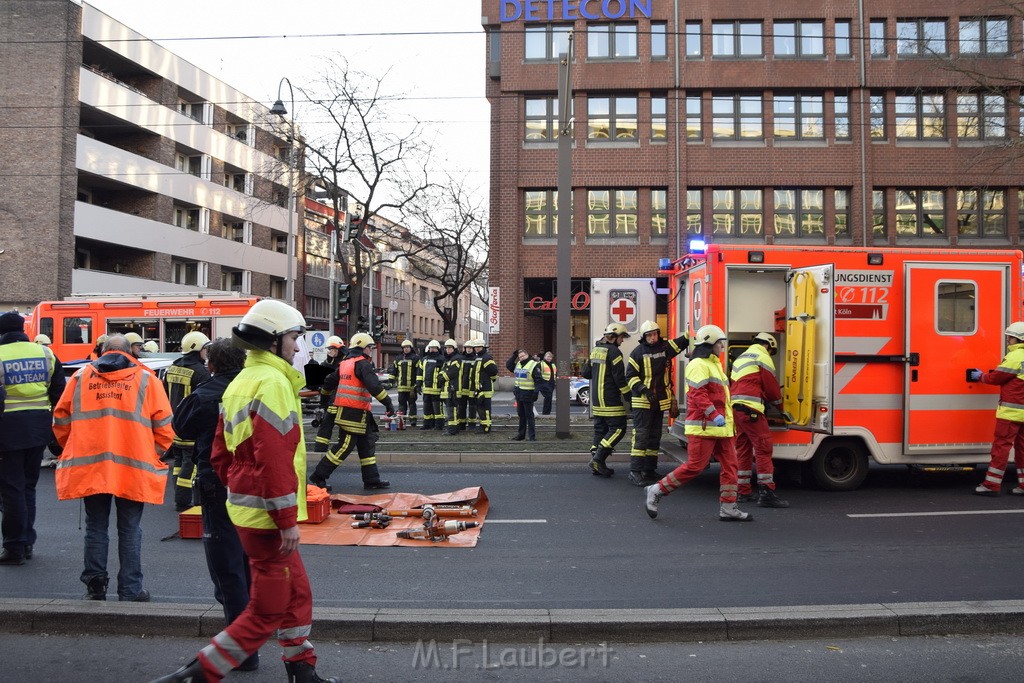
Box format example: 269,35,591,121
4,461,1021,611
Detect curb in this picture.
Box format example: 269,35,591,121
2,599,1023,643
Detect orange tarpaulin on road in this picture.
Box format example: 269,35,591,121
299,486,489,548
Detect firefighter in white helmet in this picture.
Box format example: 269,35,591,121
968,321,1024,497
417,340,446,430
155,299,340,683
472,339,498,433
309,332,394,492
584,322,632,477
624,319,690,486
123,332,146,358
440,339,460,432
389,339,419,427
644,324,754,523
164,330,212,511
730,332,790,508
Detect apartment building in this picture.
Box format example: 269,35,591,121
483,0,1024,368
0,1,302,311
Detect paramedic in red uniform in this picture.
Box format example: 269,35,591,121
729,332,790,508
969,321,1024,497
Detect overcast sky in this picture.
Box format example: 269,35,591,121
84,0,491,203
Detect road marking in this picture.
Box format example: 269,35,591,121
848,509,1024,518
484,519,548,524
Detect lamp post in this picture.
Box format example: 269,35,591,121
270,77,297,306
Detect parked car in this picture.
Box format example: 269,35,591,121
569,377,589,406
62,354,179,382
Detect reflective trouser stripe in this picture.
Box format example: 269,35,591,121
327,434,353,466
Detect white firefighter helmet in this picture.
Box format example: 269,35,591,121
1006,322,1024,340
638,320,661,337
142,340,159,353
753,332,778,352
603,322,630,338
444,339,458,349
326,335,345,349
232,299,306,350
401,339,414,348
472,338,486,349
124,332,144,346
426,339,441,351
181,331,211,353
34,334,52,345
693,324,727,346
349,332,376,349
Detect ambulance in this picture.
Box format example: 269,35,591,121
589,277,659,360
664,244,1023,490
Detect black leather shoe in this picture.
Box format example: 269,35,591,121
509,435,525,441
120,589,150,602
0,549,25,566
235,653,259,672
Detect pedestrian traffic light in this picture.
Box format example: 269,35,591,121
335,283,350,318
344,214,364,242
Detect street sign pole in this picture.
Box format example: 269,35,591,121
555,35,574,440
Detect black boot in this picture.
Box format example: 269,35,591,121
284,660,340,683
756,484,790,508
83,574,108,601
150,657,207,683
309,458,336,492
626,471,647,487
589,449,614,477
419,420,433,431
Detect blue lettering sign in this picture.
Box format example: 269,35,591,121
580,0,599,19
500,0,651,22
2,358,47,385
562,0,578,20
501,0,522,21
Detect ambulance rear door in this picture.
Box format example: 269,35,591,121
783,264,834,434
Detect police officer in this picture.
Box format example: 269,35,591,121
506,349,542,441
164,331,212,512
0,311,66,565
417,340,445,430
472,339,498,433
585,323,632,477
309,333,394,491
390,339,419,427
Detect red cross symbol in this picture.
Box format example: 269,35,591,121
610,298,636,323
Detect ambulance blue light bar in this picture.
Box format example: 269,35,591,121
689,239,707,254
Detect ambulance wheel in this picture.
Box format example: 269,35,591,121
809,438,868,491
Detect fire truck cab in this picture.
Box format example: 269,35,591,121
665,244,1023,490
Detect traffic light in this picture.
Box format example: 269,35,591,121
373,314,386,336
344,214,364,242
335,283,350,318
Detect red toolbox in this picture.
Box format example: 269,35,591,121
179,506,202,539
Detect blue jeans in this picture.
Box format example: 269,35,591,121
0,446,45,556
81,494,145,599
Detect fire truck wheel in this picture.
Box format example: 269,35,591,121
808,438,869,491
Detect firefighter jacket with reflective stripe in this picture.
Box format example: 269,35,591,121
476,352,498,398
171,369,241,484
332,351,390,435
164,351,211,446
418,352,446,395
390,353,419,391
585,341,631,417
625,335,688,410
211,350,308,530
53,351,173,504
0,334,65,449
980,343,1024,423
457,351,478,398
729,345,782,415
684,354,734,438
441,351,460,395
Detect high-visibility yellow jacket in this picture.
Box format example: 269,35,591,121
980,343,1024,423
729,344,782,415
684,355,734,438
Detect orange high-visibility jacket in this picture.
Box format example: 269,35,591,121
53,351,173,504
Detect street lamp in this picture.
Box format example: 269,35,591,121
271,77,297,306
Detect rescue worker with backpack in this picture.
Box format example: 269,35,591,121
164,331,212,512
416,340,446,430
730,332,790,508
472,339,498,433
309,333,395,492
390,339,419,427
584,323,632,477
644,324,753,522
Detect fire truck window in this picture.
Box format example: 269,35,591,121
63,318,92,344
40,317,54,340
165,320,212,352
936,281,976,334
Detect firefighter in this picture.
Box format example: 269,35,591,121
390,339,419,427
142,340,159,354
87,334,108,361
506,349,542,441
585,323,632,477
645,324,753,522
164,331,212,512
440,339,460,432
124,332,146,358
969,321,1024,497
453,340,479,433
153,299,339,683
308,333,394,492
417,339,445,430
624,320,689,486
312,336,345,436
472,339,498,433
730,332,791,508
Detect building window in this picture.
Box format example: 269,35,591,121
222,220,251,244
834,94,851,140
774,94,824,140
588,96,638,140
525,97,558,141
835,20,852,57
685,21,702,57
651,96,667,140
651,22,667,59
774,189,824,238
712,21,763,57
174,206,200,231
177,99,205,122
870,19,887,56
687,189,702,234
651,189,667,238
896,19,947,56
873,190,887,238
870,94,886,139
959,18,1010,55
525,24,571,60
306,296,329,321
587,190,638,238
773,20,824,57
956,94,1006,140
525,189,559,238
686,94,702,140
834,189,851,236
712,189,763,237
176,153,202,177
273,234,287,253
896,94,945,139
895,189,945,237
588,23,638,59
712,94,763,140
957,189,1006,237
172,259,200,286
221,268,246,293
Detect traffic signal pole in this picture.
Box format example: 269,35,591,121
555,35,573,440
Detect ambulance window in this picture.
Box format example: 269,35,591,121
63,318,92,345
936,281,976,334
